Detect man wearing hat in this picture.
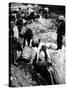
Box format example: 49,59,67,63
56,15,65,50
42,7,49,19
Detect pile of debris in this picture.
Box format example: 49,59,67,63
10,64,47,87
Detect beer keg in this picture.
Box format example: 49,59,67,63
22,46,32,61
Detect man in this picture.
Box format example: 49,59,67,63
19,27,33,47
31,44,52,84
16,18,23,32
42,7,49,19
56,15,65,50
13,23,19,39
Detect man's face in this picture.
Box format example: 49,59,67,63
39,51,45,62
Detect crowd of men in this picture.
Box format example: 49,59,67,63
9,5,65,84
9,5,50,64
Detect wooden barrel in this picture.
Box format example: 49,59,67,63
22,46,32,60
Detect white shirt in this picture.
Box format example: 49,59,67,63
13,25,19,39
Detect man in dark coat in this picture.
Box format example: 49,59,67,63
42,7,49,19
24,28,33,46
56,15,65,50
19,27,33,47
